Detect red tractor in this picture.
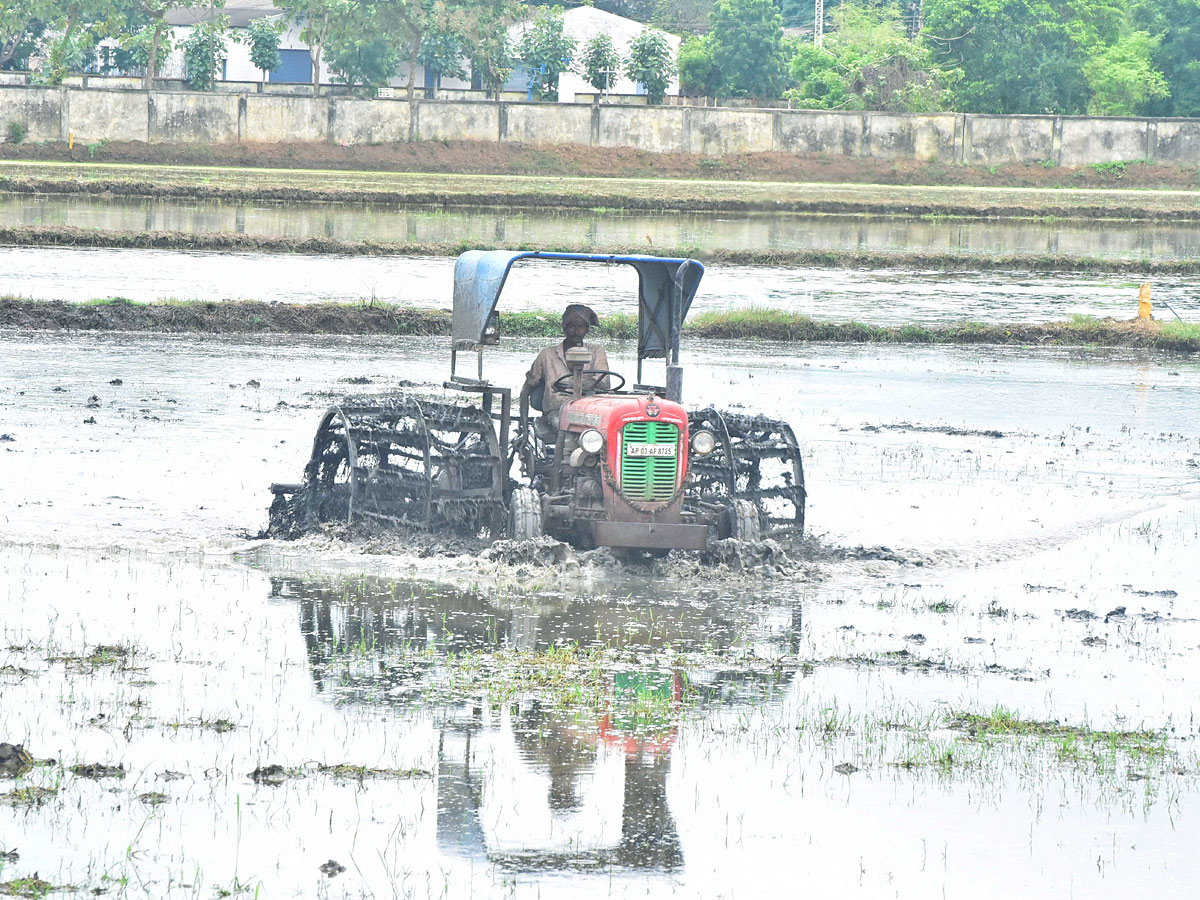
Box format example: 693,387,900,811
269,252,805,551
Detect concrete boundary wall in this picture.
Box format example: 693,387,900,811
2,85,1199,167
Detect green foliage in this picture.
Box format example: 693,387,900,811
789,3,953,111
459,0,519,97
419,21,466,87
625,28,674,104
593,0,661,20
921,0,1122,114
653,0,718,35
467,29,514,96
0,2,48,71
326,30,399,89
244,16,281,77
1082,30,1169,115
676,34,720,97
280,0,342,92
6,120,25,143
578,33,621,93
709,0,789,102
1132,0,1200,116
516,5,576,101
182,20,227,91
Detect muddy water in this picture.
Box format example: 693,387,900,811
1,246,1193,324
4,332,1200,898
3,331,1198,550
4,193,1200,259
3,528,1199,897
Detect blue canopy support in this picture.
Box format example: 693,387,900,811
451,251,705,366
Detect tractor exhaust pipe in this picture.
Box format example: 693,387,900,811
666,365,683,403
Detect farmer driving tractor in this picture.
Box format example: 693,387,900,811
523,303,611,442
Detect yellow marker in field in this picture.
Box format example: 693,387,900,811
1138,282,1152,319
68,132,73,150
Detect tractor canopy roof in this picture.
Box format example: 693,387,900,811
451,251,704,360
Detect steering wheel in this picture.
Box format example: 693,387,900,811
552,369,626,395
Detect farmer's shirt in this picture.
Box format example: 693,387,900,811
526,342,611,416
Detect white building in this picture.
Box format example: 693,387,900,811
161,1,678,100
541,6,681,102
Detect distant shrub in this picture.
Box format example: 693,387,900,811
6,121,26,144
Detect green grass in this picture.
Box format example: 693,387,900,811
5,297,1199,351
1161,320,1200,341
950,705,1168,759
0,877,57,899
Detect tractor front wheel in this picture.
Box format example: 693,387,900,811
508,487,543,541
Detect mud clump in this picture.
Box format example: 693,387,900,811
71,762,125,779
0,743,33,777
863,423,1006,439
250,764,293,786
484,537,572,568
700,538,792,574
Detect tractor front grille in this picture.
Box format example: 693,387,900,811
620,421,679,502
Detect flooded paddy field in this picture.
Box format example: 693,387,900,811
2,245,1195,326
3,159,1200,218
3,329,1200,897
4,193,1200,261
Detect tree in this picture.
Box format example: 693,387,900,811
467,28,513,97
708,0,789,103
654,0,718,36
276,0,342,96
789,2,952,111
244,15,281,86
920,0,1123,114
515,5,575,100
676,34,720,97
459,0,518,97
38,0,126,84
325,26,399,89
593,0,660,21
182,17,228,90
0,1,48,70
122,0,206,90
1082,30,1168,115
578,33,620,93
419,17,466,90
625,28,674,104
1132,0,1200,116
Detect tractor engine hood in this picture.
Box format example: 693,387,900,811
558,394,689,434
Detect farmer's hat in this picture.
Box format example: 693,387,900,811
562,304,599,328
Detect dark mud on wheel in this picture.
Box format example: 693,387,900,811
268,396,506,541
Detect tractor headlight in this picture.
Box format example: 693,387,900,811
580,429,604,454
691,430,717,455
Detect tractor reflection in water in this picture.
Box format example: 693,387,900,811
270,573,803,874
268,251,806,552
439,677,684,871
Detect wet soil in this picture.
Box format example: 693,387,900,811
4,297,1195,353
3,139,1198,193
4,332,1200,898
